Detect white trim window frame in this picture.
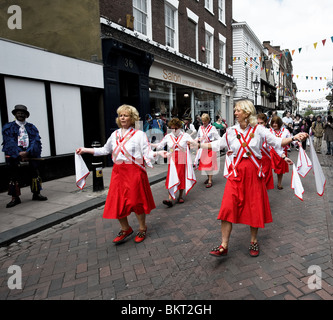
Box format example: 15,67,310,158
133,0,152,38
164,0,179,51
218,33,226,73
218,0,226,25
205,0,214,14
204,22,214,67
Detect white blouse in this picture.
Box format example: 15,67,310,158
211,124,283,159
269,127,291,156
93,128,156,165
197,124,220,143
156,131,194,152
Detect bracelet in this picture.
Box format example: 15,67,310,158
282,154,286,159
292,136,295,141
198,141,201,148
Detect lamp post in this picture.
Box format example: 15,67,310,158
253,75,260,107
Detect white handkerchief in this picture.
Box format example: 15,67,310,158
309,138,326,196
75,153,90,190
291,164,304,201
297,145,312,178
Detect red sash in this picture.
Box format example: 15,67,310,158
200,124,213,142
113,129,145,170
226,125,264,178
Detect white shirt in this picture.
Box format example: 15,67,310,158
156,131,193,152
269,127,291,156
197,124,220,143
93,127,156,165
211,124,283,159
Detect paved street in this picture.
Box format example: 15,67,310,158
0,149,332,301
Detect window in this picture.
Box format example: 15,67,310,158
205,0,213,13
205,32,213,66
245,67,249,89
165,4,175,48
219,34,226,72
204,22,214,67
218,0,225,24
133,0,148,35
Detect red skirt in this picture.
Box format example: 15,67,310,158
218,158,272,228
103,163,156,219
198,149,218,171
262,153,274,190
270,149,289,174
166,150,186,190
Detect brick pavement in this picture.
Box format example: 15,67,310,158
0,150,332,300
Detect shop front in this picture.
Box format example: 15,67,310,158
149,59,231,124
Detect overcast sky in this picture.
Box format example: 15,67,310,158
233,0,333,108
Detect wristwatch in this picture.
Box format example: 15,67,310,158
282,154,286,160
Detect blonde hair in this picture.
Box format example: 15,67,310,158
115,104,140,128
201,113,210,122
234,99,257,127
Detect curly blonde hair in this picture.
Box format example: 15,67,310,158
115,104,140,128
234,99,257,127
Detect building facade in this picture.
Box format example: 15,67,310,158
0,1,104,191
232,21,263,109
100,0,236,137
263,41,297,113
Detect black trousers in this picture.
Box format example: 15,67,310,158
6,156,42,197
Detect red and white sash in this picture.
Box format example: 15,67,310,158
113,128,145,170
200,124,213,143
225,126,264,178
270,128,289,154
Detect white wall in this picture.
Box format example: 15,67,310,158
0,39,104,89
5,77,51,158
51,84,84,155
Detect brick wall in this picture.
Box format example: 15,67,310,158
100,0,233,76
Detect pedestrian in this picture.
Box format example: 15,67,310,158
188,100,308,258
282,111,293,128
324,115,333,155
2,105,48,208
152,118,196,207
269,115,293,190
183,117,197,138
195,113,220,188
300,118,310,150
193,114,201,131
212,115,227,136
76,105,165,244
311,115,325,153
257,113,274,190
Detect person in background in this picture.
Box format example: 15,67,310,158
183,117,197,138
324,115,333,155
257,113,274,190
2,105,48,208
300,118,310,150
196,113,220,188
269,116,293,190
282,111,293,128
311,115,325,153
76,105,166,245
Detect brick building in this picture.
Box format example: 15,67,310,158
99,0,236,137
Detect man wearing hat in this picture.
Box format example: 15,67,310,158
2,105,47,208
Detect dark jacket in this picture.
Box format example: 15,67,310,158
2,121,42,158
